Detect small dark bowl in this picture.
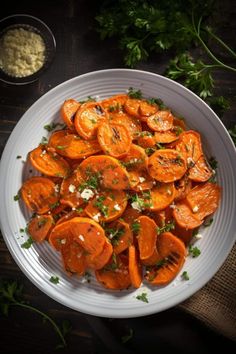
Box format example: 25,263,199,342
0,14,56,85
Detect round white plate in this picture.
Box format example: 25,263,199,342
0,69,235,318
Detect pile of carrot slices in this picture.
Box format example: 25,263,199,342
20,90,221,290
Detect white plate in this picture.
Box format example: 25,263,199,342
0,69,236,318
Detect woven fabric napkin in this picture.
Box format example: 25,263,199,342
178,243,236,341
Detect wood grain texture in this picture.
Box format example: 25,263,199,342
0,1,235,353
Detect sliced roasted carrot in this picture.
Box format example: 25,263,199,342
79,155,130,190
28,214,54,242
124,98,142,118
48,220,73,251
97,122,132,158
121,205,141,224
85,239,113,270
95,254,131,290
109,111,142,138
61,234,86,275
147,206,173,227
60,168,85,208
106,220,133,254
29,145,70,178
129,245,143,288
49,130,101,159
141,247,160,266
174,174,192,202
139,100,158,119
70,217,106,256
173,200,203,229
60,99,80,130
148,182,175,211
186,182,221,220
188,155,213,182
154,129,180,144
175,130,202,163
130,170,156,192
21,176,60,214
136,131,156,148
148,149,187,182
74,101,107,140
136,216,157,260
146,232,186,285
147,110,174,132
120,144,148,171
101,94,128,112
85,190,127,222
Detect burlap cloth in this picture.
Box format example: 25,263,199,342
178,243,236,341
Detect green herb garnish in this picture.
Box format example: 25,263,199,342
50,276,59,284
136,292,149,303
188,245,201,258
156,220,175,235
21,236,34,249
181,271,190,281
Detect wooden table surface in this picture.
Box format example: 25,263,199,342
0,1,235,353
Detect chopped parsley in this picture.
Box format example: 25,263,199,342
14,194,20,201
128,87,142,99
105,227,125,245
131,221,140,234
136,292,149,303
37,217,47,228
203,218,213,227
93,196,108,217
181,271,190,281
146,97,166,109
50,276,59,284
44,122,65,132
121,328,133,343
40,136,48,145
188,245,201,258
16,155,22,159
21,236,34,249
208,156,218,170
156,220,175,235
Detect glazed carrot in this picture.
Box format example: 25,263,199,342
48,220,73,251
70,217,106,256
124,98,142,118
175,130,203,163
188,155,213,182
148,149,187,183
174,174,192,202
60,99,80,130
109,111,142,138
120,144,148,171
147,110,174,132
136,216,157,260
28,214,54,242
79,155,130,190
21,176,60,214
106,219,133,254
148,182,176,211
29,145,70,178
146,232,186,285
85,239,113,270
129,245,143,288
49,130,101,159
173,200,203,229
74,101,107,140
85,190,127,222
95,254,131,290
61,234,86,275
186,182,221,220
97,122,132,158
60,168,85,208
101,94,128,112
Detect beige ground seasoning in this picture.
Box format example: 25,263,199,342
0,27,46,77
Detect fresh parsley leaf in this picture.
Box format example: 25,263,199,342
50,276,59,284
44,122,65,132
131,222,140,234
14,194,20,201
188,245,201,258
203,218,213,227
157,220,175,235
128,87,142,99
136,292,149,303
21,237,34,249
181,271,190,280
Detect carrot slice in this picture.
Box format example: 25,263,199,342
136,216,157,260
136,131,156,148
173,200,202,229
48,220,73,251
74,101,107,140
106,220,133,254
129,245,143,288
121,205,141,224
141,247,160,266
154,129,180,144
101,94,128,112
147,110,174,132
139,100,158,119
175,130,203,163
95,254,131,290
174,174,192,202
97,122,132,158
188,155,213,182
124,98,142,118
29,145,70,178
120,144,148,171
148,149,187,182
85,239,113,270
109,111,142,138
85,190,127,222
146,232,186,285
49,130,101,159
173,223,194,245
79,155,130,190
148,182,175,211
60,99,80,130
186,182,221,220
61,234,86,275
28,214,54,242
70,217,106,256
129,170,155,192
21,176,60,214
60,168,85,208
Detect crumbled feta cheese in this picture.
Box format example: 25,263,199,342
195,233,203,240
93,212,101,222
54,184,60,193
166,189,172,195
78,235,84,242
131,201,142,212
139,177,146,183
113,204,121,211
72,207,76,211
69,184,76,193
187,157,194,166
169,203,176,209
80,188,94,200
192,205,199,213
61,239,66,245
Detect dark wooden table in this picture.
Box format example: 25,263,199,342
0,1,235,353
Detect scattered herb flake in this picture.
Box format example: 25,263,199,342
188,245,201,258
21,237,34,249
16,155,22,159
50,276,60,284
128,87,142,99
14,194,20,201
157,220,175,235
136,292,149,303
181,271,190,281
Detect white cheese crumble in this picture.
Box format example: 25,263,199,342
54,184,60,193
195,233,203,240
68,184,76,193
139,176,146,183
113,203,121,211
78,235,84,242
192,205,199,213
131,201,142,212
61,239,66,245
0,27,46,77
93,212,101,222
80,188,94,200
